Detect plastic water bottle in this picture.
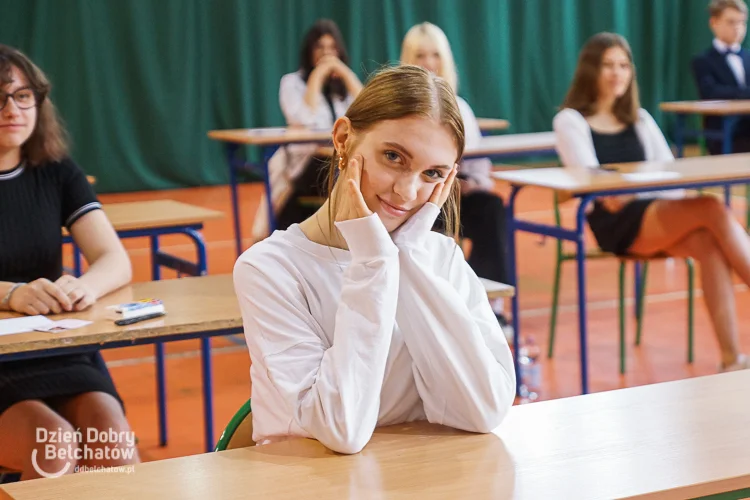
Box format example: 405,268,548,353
518,336,541,403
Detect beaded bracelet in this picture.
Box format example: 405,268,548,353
0,283,24,310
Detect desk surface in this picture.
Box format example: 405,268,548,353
0,275,241,357
660,99,750,115
207,127,332,146
465,131,556,157
0,275,510,357
101,200,224,231
3,371,748,500
315,131,555,161
493,152,750,195
479,278,515,298
476,117,511,132
208,119,510,147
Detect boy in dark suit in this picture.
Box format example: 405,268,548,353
692,0,750,154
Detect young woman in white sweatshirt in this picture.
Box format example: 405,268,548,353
234,65,516,454
554,32,750,372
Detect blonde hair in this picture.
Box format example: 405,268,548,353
400,22,459,93
709,0,748,17
328,65,464,239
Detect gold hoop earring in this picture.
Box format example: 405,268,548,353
338,155,344,170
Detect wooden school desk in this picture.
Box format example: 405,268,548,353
0,274,241,453
494,153,750,395
3,371,748,500
476,117,510,133
208,120,515,257
462,131,556,161
0,274,510,454
63,200,224,278
315,131,557,164
207,127,332,256
660,99,750,157
62,200,224,448
661,100,750,226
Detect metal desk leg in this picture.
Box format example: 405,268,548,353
675,114,686,158
201,337,214,452
575,196,594,394
73,246,83,277
226,144,243,258
506,185,523,395
185,228,214,452
261,145,280,234
151,234,168,447
723,116,739,206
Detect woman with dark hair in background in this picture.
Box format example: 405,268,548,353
263,19,363,234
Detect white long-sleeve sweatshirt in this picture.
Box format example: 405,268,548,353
233,203,516,454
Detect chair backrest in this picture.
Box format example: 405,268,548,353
214,399,254,452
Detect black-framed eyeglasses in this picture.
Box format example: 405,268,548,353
0,87,39,112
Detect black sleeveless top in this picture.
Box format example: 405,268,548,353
586,124,655,255
590,125,646,164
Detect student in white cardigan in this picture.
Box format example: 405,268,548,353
234,65,515,454
554,32,750,372
400,22,510,326
271,19,363,231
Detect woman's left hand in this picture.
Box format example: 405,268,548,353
428,164,459,208
55,275,97,311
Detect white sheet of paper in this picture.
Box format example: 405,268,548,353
0,315,55,336
621,171,681,182
33,319,93,332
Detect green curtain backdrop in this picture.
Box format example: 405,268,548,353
0,0,723,192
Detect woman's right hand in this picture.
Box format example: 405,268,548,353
335,155,373,222
8,278,73,315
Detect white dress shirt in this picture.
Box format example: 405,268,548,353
234,203,516,454
714,38,746,87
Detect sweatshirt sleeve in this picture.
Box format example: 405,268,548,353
233,213,399,454
391,204,516,433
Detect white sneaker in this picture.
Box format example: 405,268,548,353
720,354,750,373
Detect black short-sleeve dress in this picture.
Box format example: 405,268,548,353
586,125,657,256
0,159,123,417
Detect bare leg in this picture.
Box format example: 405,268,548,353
628,196,750,288
665,230,741,367
0,401,78,480
55,392,140,468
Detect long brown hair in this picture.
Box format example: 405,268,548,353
299,19,350,100
328,65,464,239
561,32,640,125
0,45,68,165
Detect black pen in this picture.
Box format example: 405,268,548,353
115,312,166,326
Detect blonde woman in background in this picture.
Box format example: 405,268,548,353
401,22,510,327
